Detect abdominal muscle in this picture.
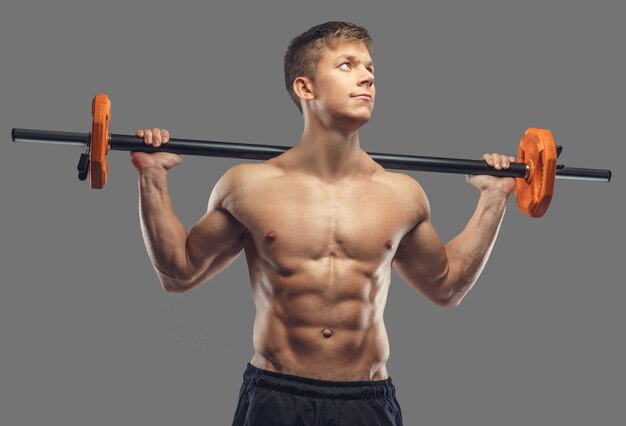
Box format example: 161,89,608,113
227,160,415,382
247,253,392,382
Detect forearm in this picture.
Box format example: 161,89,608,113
441,190,508,305
138,168,190,289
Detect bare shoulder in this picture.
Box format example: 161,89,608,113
375,170,431,220
219,162,270,184
377,170,428,201
218,162,278,187
209,162,279,208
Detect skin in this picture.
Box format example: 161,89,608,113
130,40,516,381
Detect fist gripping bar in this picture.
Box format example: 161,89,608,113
12,94,611,218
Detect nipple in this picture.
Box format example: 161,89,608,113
264,231,277,242
322,329,334,338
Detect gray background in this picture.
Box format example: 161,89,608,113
1,0,623,424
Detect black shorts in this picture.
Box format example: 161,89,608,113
232,363,403,426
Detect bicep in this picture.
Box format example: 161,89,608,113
186,205,246,278
182,166,248,289
393,218,448,280
392,179,450,304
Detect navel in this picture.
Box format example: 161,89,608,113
385,239,393,250
321,328,334,338
264,231,277,242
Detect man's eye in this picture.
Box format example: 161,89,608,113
340,62,351,69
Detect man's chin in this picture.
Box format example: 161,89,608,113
329,109,373,130
354,112,372,126
344,108,373,123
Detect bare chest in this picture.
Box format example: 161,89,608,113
229,172,417,270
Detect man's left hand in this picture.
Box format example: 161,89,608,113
466,153,517,196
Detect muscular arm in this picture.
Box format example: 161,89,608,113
138,166,247,292
392,175,509,308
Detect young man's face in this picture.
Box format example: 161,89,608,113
306,39,375,127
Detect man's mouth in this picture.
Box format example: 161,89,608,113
352,94,372,101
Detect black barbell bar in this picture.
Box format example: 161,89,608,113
11,128,612,182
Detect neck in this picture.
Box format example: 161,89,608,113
292,114,366,181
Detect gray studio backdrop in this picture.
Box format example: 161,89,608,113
1,1,623,425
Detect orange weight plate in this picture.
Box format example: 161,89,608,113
89,94,111,189
515,128,557,218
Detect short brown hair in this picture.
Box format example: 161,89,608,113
283,21,373,114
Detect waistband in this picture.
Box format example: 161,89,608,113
242,363,396,400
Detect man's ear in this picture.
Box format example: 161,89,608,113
293,77,316,103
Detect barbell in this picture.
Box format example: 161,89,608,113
11,94,611,218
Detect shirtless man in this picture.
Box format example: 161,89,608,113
130,21,516,426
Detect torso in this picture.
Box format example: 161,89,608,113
223,149,424,381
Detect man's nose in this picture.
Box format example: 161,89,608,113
358,68,374,86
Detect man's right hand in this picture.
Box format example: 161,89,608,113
130,128,183,172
